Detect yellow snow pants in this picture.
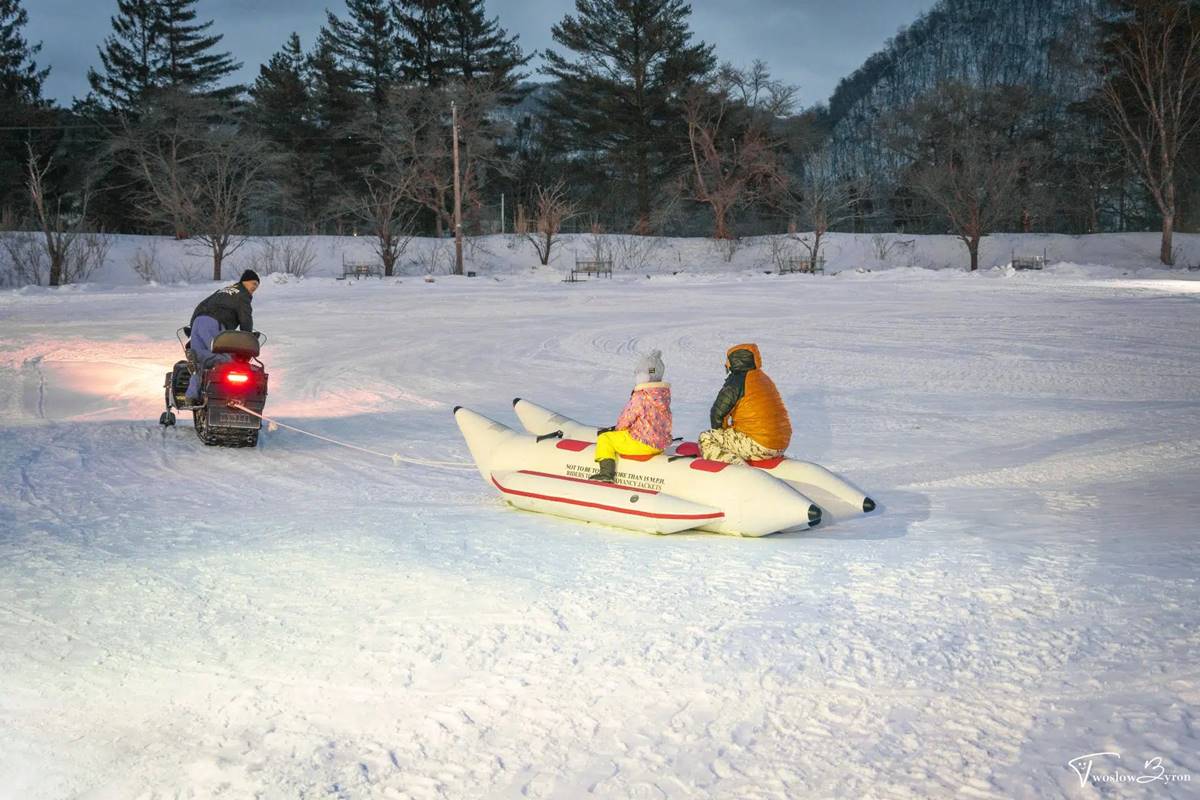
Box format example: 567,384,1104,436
595,429,662,462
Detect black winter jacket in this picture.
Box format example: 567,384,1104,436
708,348,757,428
190,282,254,332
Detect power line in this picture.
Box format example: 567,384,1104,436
0,124,113,131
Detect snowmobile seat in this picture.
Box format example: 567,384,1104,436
211,330,260,357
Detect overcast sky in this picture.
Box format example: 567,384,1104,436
25,0,933,108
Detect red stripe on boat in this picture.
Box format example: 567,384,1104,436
674,442,701,457
492,476,723,522
517,469,659,495
689,459,729,472
747,456,786,469
556,439,591,452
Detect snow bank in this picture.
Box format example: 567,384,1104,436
3,230,1198,288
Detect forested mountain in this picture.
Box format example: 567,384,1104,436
829,0,1101,129
826,0,1111,233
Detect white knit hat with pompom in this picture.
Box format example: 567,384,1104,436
634,349,665,384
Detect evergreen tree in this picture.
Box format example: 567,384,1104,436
88,0,162,111
323,0,402,110
309,31,360,131
70,95,142,232
0,0,47,104
251,34,310,143
307,30,366,212
250,33,330,231
83,0,240,234
0,0,51,218
435,0,530,234
157,0,241,95
542,0,715,231
442,0,530,93
394,0,450,87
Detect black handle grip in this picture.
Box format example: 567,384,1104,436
536,430,564,443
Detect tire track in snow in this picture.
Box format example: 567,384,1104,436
900,437,1200,490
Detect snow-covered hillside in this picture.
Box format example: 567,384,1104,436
1,247,1198,797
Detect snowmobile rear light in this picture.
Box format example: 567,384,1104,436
224,370,251,385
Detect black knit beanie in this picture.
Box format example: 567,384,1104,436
240,269,260,283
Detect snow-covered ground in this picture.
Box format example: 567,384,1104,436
2,240,1199,797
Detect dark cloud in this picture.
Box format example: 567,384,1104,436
26,0,932,107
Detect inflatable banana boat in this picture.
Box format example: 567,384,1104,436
453,406,821,536
511,398,876,521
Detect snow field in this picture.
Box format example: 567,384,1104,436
1,253,1199,798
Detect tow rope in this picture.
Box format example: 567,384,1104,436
228,402,478,472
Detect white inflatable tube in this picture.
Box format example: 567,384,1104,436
491,470,723,534
455,406,821,536
510,398,603,442
512,397,876,516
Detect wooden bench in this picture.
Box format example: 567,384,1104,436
339,261,383,280
778,257,825,274
565,258,613,282
1011,251,1047,271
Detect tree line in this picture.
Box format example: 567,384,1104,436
1,0,1198,286
826,0,1200,267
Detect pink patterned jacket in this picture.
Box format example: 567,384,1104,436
616,382,673,450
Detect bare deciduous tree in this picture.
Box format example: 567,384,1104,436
25,147,91,287
527,182,577,265
889,83,1038,271
0,232,47,286
245,238,319,278
793,149,862,267
911,149,1026,272
683,70,789,241
65,233,112,284
367,82,500,241
121,92,272,281
1100,0,1200,265
351,159,417,277
719,60,798,119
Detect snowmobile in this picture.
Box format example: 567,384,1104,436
159,327,269,447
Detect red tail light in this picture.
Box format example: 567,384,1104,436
224,370,251,386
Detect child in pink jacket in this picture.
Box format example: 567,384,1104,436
590,350,672,482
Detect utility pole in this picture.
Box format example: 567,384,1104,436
451,100,464,276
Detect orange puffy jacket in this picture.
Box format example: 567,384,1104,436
711,343,792,451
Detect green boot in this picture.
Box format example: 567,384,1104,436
589,458,616,482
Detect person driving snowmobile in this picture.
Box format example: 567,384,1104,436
185,269,259,401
